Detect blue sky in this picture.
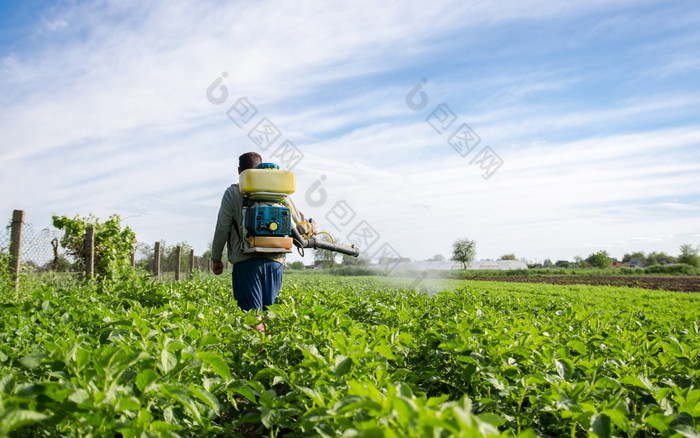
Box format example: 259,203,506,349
1,0,699,264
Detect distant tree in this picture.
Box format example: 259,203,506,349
201,241,213,259
554,260,570,268
288,261,305,270
22,260,40,272
40,254,75,272
678,244,700,268
132,241,192,273
135,241,155,271
646,251,676,266
499,254,516,260
314,235,338,269
573,256,586,268
451,238,476,269
586,250,611,269
622,252,647,265
52,213,136,279
543,258,553,268
343,253,370,267
426,254,446,261
162,242,193,272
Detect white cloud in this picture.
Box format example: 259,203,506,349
627,235,675,244
1,0,699,263
44,19,68,31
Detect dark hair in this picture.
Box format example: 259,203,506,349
239,152,262,171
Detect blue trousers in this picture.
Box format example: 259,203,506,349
232,258,283,311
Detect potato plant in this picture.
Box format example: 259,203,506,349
0,272,698,437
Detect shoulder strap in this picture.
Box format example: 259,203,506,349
234,198,247,239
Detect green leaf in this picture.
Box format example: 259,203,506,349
260,407,281,428
392,396,418,423
477,413,506,427
166,341,188,352
555,358,574,381
68,389,89,405
137,408,153,426
160,349,177,374
136,369,159,393
252,367,285,382
688,389,700,403
190,385,220,416
166,389,203,425
341,427,384,438
0,374,15,394
150,420,182,432
298,386,325,406
163,405,183,424
372,344,397,360
19,351,47,369
247,380,266,394
15,384,43,398
673,424,700,438
115,396,141,412
621,375,654,391
591,413,611,438
644,413,671,434
75,347,91,371
302,407,330,422
602,408,628,431
333,396,382,415
567,340,587,355
0,409,49,433
197,352,232,381
232,386,256,403
334,356,353,377
594,377,621,390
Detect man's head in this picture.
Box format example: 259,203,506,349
238,152,262,174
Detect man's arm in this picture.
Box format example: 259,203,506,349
211,188,234,275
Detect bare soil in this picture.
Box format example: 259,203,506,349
460,275,700,293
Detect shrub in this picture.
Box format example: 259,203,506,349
52,214,136,279
644,264,700,275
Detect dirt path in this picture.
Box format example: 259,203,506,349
459,275,700,292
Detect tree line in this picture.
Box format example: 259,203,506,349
449,238,700,269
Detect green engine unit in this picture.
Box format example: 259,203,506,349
244,205,292,237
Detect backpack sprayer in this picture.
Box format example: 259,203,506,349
239,163,360,258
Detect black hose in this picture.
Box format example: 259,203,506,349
291,228,360,257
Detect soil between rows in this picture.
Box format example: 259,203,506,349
460,275,700,293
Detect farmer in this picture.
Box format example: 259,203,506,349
211,152,313,332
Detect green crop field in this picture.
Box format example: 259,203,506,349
1,272,698,437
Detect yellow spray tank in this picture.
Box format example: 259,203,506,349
239,163,295,252
239,164,295,202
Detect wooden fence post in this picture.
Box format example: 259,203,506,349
207,259,211,273
9,209,25,291
154,242,161,278
174,246,181,281
189,249,195,278
84,226,94,280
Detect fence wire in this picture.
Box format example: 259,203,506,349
0,226,8,253
2,213,215,276
133,242,215,274
1,222,74,272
